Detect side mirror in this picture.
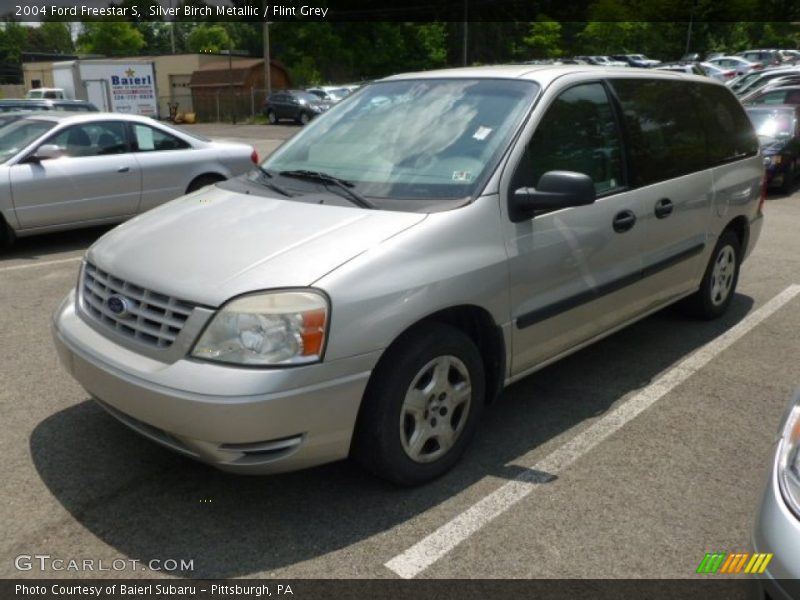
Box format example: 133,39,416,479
510,170,596,222
31,144,63,162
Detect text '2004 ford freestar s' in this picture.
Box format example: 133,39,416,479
53,65,764,485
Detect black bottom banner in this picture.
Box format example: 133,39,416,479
1,578,782,600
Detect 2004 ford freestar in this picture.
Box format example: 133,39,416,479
53,65,764,485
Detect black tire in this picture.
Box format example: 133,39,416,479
266,109,278,124
298,111,311,125
186,174,223,194
780,159,796,195
0,216,15,250
351,323,485,486
683,230,742,320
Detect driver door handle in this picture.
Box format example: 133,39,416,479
613,210,637,233
117,167,130,173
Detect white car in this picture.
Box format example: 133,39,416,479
699,62,737,82
591,55,629,67
0,113,257,247
25,87,67,100
708,56,761,76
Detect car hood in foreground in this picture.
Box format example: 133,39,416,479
87,186,427,307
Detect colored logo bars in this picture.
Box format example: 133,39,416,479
696,552,773,574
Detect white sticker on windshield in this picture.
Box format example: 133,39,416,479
473,126,493,141
452,171,473,182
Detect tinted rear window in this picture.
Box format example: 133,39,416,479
693,83,759,164
610,79,706,186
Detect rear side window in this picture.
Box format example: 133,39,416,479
610,79,706,186
131,124,189,152
693,84,758,164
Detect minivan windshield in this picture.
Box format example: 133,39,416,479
0,118,55,164
261,78,538,202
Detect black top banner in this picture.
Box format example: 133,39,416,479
1,0,799,22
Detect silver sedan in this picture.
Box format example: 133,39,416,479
0,113,258,247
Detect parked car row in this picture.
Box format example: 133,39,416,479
530,48,799,71
656,61,737,82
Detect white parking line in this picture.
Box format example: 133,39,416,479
0,256,81,274
385,284,800,579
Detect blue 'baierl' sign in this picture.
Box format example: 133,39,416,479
108,66,157,116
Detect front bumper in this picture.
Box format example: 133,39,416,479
745,213,764,262
52,290,378,474
752,441,800,600
764,160,789,188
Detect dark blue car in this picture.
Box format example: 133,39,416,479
746,104,800,193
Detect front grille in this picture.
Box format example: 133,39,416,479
81,262,195,348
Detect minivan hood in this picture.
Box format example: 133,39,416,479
87,186,427,307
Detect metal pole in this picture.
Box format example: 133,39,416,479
462,1,468,66
170,0,175,54
685,17,693,56
228,34,235,124
264,20,272,96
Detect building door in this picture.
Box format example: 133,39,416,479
170,74,193,114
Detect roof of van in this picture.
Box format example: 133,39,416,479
381,64,721,87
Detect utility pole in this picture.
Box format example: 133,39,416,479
170,5,176,53
264,21,272,96
263,1,272,98
228,30,235,124
462,1,468,67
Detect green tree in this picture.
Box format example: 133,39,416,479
77,22,146,56
0,21,28,64
523,18,563,58
187,24,231,54
25,21,74,54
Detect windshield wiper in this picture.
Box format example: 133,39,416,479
279,169,375,209
253,166,293,197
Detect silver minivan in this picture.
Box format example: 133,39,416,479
52,66,764,485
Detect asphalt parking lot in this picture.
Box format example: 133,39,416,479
1,122,799,581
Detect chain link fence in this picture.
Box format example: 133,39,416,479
157,87,272,123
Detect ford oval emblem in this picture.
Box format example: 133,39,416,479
107,294,132,318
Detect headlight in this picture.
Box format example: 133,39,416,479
777,392,800,517
191,291,328,366
763,155,782,166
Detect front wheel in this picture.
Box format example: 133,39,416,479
683,230,741,320
266,109,278,124
298,112,311,125
351,323,485,486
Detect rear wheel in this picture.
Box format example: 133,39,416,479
351,323,485,486
0,216,15,250
186,174,224,194
683,230,741,320
266,109,278,124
